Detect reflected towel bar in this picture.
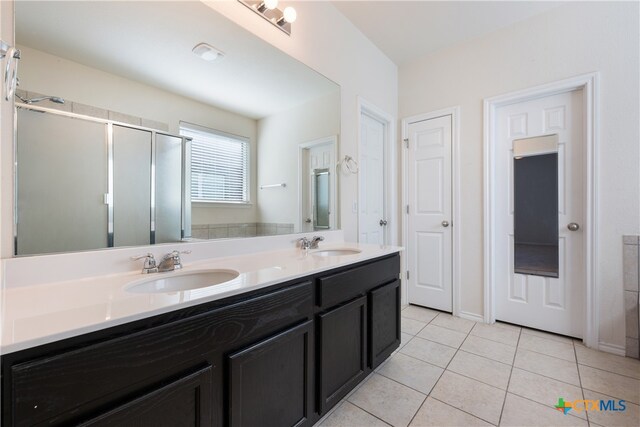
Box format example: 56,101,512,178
260,183,286,189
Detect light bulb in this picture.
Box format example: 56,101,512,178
263,0,278,10
283,6,297,23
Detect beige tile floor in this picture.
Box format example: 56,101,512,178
316,305,640,427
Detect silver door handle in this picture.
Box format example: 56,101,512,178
379,219,388,226
305,218,312,223
442,220,450,227
567,222,580,231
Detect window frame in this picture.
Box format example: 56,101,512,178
180,121,251,206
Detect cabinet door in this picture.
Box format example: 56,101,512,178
318,296,367,415
369,280,401,369
79,365,212,427
228,321,314,427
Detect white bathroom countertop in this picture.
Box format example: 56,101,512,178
0,242,402,354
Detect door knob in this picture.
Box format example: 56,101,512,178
442,220,450,227
305,218,312,223
567,222,580,231
379,219,388,226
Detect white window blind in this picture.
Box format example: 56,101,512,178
180,123,249,203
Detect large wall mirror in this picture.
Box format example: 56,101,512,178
513,134,559,278
14,1,340,256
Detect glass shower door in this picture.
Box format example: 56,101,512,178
16,109,108,255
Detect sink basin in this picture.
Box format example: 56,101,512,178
312,249,362,257
125,269,240,294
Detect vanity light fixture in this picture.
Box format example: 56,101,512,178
238,1,297,36
192,43,224,62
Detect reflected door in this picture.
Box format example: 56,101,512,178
302,142,334,232
495,90,584,338
359,112,385,244
314,169,330,229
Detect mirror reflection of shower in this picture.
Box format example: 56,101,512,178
16,93,65,104
513,135,559,278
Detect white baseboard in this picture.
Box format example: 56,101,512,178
598,342,626,356
458,311,484,323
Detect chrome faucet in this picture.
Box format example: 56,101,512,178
158,250,192,272
131,250,191,274
310,236,324,249
130,253,158,274
298,236,324,250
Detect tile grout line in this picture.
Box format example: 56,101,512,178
509,364,582,389
449,347,511,367
404,309,443,426
403,311,454,427
415,319,497,425
576,360,640,381
574,340,590,425
373,370,430,398
430,396,500,426
467,333,520,348
497,326,522,426
342,399,393,427
337,373,395,427
433,323,505,426
505,389,590,424
517,345,577,364
396,343,522,395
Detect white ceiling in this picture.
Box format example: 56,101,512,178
16,1,338,119
332,1,564,65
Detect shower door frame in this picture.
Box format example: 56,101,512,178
483,73,600,350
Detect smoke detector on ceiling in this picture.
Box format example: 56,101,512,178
192,43,224,62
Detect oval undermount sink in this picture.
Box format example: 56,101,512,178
312,249,362,257
125,269,240,294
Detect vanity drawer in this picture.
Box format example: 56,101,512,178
317,255,399,308
8,281,313,426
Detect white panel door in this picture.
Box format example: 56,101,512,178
495,90,584,338
407,115,452,312
359,112,386,244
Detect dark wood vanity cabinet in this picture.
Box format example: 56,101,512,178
228,321,314,427
369,279,401,368
79,366,213,427
1,253,400,427
317,296,368,414
316,255,401,415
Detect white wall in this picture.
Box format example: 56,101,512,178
256,91,340,228
16,45,259,227
399,2,640,349
203,0,399,242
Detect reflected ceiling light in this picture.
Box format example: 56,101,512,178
262,0,278,10
282,7,297,24
239,1,296,36
192,43,224,62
